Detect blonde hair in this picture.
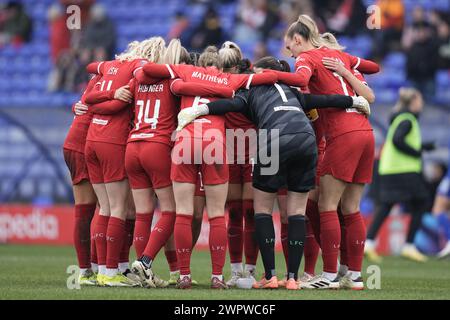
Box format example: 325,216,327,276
219,41,243,71
286,14,345,51
393,87,422,113
198,46,222,69
116,37,166,63
164,38,191,64
115,41,141,62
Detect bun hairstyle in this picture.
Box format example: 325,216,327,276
286,14,345,51
198,46,223,69
219,41,243,71
253,56,291,72
394,87,422,113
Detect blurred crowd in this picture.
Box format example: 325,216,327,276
47,0,116,92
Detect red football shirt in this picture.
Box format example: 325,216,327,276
63,74,101,153
86,59,147,145
295,47,372,139
165,64,255,141
127,77,179,146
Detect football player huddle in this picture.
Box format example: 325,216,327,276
63,14,378,291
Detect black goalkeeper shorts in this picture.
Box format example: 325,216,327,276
253,132,317,193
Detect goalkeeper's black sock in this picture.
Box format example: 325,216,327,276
254,213,276,280
287,215,306,281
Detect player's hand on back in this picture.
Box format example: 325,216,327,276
351,96,371,117
114,85,133,103
322,57,350,77
74,102,89,116
176,105,209,131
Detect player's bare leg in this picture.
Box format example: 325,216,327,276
205,183,229,289
192,195,205,247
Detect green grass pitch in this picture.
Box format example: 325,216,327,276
1,244,450,300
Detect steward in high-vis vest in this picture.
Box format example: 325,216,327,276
366,88,435,263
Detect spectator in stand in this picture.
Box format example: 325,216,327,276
234,0,279,44
373,0,404,60
48,4,70,65
190,6,224,50
80,4,116,62
405,21,439,101
402,6,426,50
0,1,32,47
168,11,191,45
318,0,367,36
432,11,450,69
253,41,270,61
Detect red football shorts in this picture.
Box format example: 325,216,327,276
84,141,127,184
320,130,374,184
63,148,90,185
171,137,228,185
125,141,172,190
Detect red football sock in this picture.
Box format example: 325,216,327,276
305,199,321,245
174,214,193,275
344,212,366,272
304,219,320,275
243,199,258,265
73,203,96,268
106,217,126,269
90,214,98,265
281,222,289,270
227,200,243,264
209,216,227,276
337,208,348,267
143,211,176,260
319,211,341,273
119,219,135,263
164,249,179,272
93,215,109,266
133,212,153,258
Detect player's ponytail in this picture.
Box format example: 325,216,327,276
286,14,344,51
198,46,222,69
321,32,345,51
285,14,321,48
253,56,291,72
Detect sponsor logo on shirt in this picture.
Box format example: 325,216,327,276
273,106,301,112
92,118,108,125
